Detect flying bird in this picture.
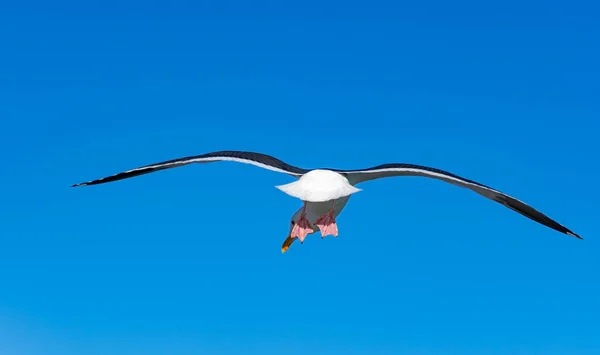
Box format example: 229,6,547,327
71,150,582,253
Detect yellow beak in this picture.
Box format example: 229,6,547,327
281,235,296,254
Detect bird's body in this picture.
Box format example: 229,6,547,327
72,150,582,253
274,169,361,244
281,195,352,253
301,195,352,221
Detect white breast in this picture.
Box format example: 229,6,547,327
275,169,361,202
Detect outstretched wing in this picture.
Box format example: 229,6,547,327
72,150,309,187
335,163,582,239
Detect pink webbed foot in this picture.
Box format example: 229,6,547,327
315,211,338,238
290,213,314,243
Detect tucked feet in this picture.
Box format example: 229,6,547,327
289,211,314,243
315,210,338,238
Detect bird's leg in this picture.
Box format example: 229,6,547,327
289,201,314,244
315,200,338,238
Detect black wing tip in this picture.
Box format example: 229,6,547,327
71,180,97,187
566,231,583,240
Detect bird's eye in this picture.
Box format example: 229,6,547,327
291,220,295,225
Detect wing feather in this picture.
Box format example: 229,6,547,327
336,164,581,239
72,150,308,187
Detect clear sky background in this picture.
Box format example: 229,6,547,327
1,1,599,354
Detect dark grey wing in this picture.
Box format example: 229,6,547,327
72,150,309,187
335,163,582,239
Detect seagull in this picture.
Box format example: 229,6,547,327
71,150,582,253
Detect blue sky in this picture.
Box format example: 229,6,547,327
1,1,599,354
